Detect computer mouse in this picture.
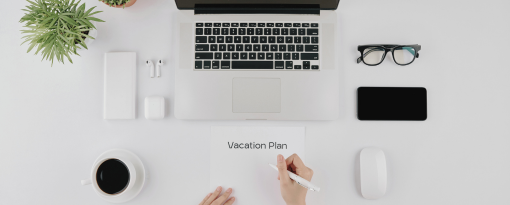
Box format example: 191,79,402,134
359,147,387,199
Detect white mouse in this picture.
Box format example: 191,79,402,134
360,147,387,199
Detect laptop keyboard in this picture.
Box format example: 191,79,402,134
194,22,320,70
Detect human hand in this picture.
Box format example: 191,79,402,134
199,186,235,205
277,154,313,205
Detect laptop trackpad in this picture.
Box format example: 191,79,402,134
232,78,281,113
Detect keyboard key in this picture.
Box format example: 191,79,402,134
292,53,299,60
214,23,221,27
312,65,319,70
258,53,265,60
304,65,310,69
294,36,301,43
247,28,254,35
301,53,319,60
223,53,230,59
262,45,269,51
296,45,303,52
215,52,222,59
275,53,282,60
269,36,276,43
249,53,256,59
221,28,228,35
221,61,230,69
284,53,291,60
298,28,305,35
290,28,297,35
277,36,284,43
271,45,278,51
205,23,212,27
302,23,309,27
281,28,289,35
195,53,213,59
195,61,202,69
284,23,292,27
267,23,274,27
196,23,203,27
258,23,265,27
196,36,207,43
195,44,209,51
226,36,233,43
312,37,319,44
239,28,246,35
213,28,220,35
307,29,319,35
288,45,295,51
303,61,310,69
256,28,263,35
260,36,267,43
245,44,252,51
217,36,224,43
241,53,248,59
286,61,293,69
230,28,237,35
276,23,283,27
243,36,250,43
240,23,248,27
273,28,280,35
232,61,273,69
196,28,203,35
253,44,260,51
222,23,230,27
211,44,218,51
279,45,286,51
208,36,215,43
234,36,241,43
249,23,257,27
251,36,259,43
204,61,211,69
275,61,284,69
232,52,239,59
293,23,301,27
305,45,319,52
286,36,293,43
228,44,235,51
204,28,212,35
266,53,274,59
264,28,271,35
219,44,226,51
294,65,302,69
231,23,239,27
311,23,318,27
212,61,219,69
236,45,243,51
303,37,310,43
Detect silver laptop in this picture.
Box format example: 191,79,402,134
175,0,340,120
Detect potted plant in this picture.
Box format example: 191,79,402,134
19,0,104,66
101,0,137,8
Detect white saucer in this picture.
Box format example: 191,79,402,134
92,149,146,203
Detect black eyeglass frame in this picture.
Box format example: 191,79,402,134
357,44,421,66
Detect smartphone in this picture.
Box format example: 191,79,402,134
357,87,427,121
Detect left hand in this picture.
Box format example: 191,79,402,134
199,186,235,205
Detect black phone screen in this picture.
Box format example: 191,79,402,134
357,87,427,121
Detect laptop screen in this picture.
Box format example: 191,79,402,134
175,0,339,10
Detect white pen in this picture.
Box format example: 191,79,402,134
269,164,320,192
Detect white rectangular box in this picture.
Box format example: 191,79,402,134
103,52,136,119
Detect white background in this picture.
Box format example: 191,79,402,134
1,0,509,204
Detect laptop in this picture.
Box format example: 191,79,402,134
174,0,340,120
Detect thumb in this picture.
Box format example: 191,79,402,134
277,154,291,184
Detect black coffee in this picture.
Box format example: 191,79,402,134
96,159,130,195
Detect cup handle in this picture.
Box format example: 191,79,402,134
81,179,92,185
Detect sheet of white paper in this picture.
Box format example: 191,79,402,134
210,126,305,205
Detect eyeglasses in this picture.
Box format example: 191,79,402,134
357,44,421,66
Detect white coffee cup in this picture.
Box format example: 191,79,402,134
81,157,137,197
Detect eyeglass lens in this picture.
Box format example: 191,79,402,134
393,47,416,65
363,47,386,65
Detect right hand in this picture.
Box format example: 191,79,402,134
276,154,314,205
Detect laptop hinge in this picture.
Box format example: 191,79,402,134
194,4,320,15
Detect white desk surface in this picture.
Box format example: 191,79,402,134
1,0,509,204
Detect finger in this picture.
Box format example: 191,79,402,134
285,153,306,169
223,197,236,205
199,193,212,205
204,186,222,205
211,188,232,205
277,154,291,184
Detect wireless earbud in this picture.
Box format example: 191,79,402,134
156,60,163,77
146,60,154,78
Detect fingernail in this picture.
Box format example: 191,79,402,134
227,188,232,193
231,197,236,201
277,154,283,162
207,193,212,197
216,186,222,191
